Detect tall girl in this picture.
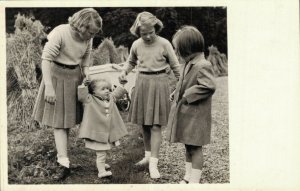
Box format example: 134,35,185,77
167,26,216,184
32,8,102,180
119,11,180,179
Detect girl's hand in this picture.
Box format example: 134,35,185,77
181,96,188,104
118,71,127,84
83,77,91,86
45,85,56,104
169,90,175,102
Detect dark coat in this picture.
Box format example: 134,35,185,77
166,53,216,146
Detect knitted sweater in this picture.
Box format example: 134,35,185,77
42,24,92,67
126,36,180,78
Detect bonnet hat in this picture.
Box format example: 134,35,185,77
130,11,163,37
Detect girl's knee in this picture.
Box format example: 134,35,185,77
151,125,161,132
186,145,202,154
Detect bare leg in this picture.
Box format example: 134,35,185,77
54,128,69,167
142,125,151,152
150,125,162,158
180,145,193,183
135,125,151,165
149,125,162,179
187,145,203,184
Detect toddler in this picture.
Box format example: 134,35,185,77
78,78,128,178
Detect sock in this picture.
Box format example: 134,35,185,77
57,155,70,168
136,151,151,165
96,151,108,174
183,162,192,181
149,157,160,179
189,168,202,184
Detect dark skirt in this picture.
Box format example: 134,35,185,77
32,63,83,128
128,72,170,126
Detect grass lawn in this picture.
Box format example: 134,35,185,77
7,76,229,184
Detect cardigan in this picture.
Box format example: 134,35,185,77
78,85,128,143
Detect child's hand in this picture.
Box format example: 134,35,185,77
118,71,127,84
181,96,188,104
169,90,175,102
83,78,91,86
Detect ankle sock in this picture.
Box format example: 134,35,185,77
149,157,160,179
189,168,202,184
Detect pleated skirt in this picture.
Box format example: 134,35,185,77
128,72,170,126
32,63,83,129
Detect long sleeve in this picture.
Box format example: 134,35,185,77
41,28,62,61
81,39,92,67
125,41,138,74
78,85,91,103
184,64,216,104
165,41,180,79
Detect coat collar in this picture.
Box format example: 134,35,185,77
187,52,205,65
183,52,205,76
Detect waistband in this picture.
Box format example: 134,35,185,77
139,69,166,75
53,61,79,70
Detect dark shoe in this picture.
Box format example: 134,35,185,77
52,163,71,181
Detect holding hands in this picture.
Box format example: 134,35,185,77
118,71,128,85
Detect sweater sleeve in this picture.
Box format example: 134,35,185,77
111,86,127,102
78,84,91,103
165,41,180,79
81,39,92,67
184,63,216,104
125,41,138,74
41,27,62,61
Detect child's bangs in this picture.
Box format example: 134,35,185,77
96,80,112,91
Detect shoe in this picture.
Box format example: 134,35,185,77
135,157,149,166
179,179,189,184
105,163,111,169
52,163,71,181
98,171,112,178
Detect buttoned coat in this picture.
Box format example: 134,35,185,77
166,53,216,146
78,85,128,144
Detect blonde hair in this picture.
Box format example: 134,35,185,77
172,25,205,58
89,78,112,94
68,8,102,33
130,11,163,37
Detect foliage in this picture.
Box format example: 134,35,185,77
91,37,123,66
6,7,227,54
207,45,228,76
6,14,46,128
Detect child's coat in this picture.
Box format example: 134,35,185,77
167,53,216,146
78,85,128,144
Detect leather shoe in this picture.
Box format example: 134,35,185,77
52,163,71,181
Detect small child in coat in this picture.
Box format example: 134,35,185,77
167,26,216,184
78,78,128,178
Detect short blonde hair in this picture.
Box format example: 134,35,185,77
130,11,163,37
172,25,205,58
68,8,102,33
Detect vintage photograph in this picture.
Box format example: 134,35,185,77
5,7,228,184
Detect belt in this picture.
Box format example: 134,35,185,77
53,61,79,69
139,69,166,75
